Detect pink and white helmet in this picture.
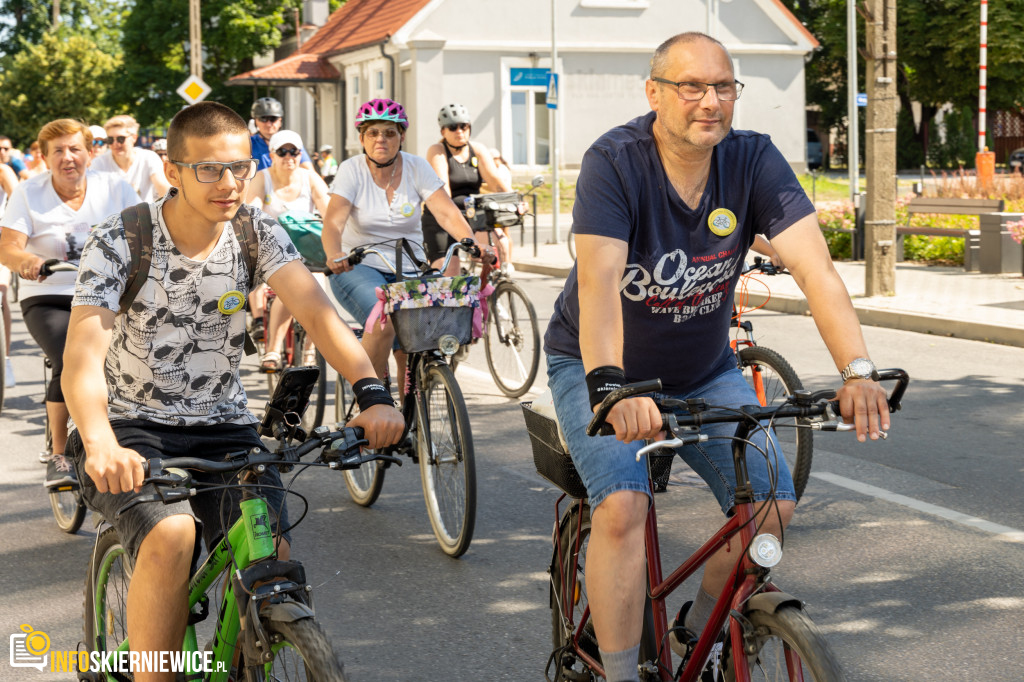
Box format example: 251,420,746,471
354,99,408,131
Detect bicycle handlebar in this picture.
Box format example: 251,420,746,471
336,238,483,275
585,369,909,438
24,258,79,279
741,256,786,277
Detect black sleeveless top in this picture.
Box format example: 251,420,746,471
423,143,481,225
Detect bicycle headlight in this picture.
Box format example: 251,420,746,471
749,533,783,567
438,334,460,356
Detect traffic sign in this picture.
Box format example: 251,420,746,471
547,73,559,109
856,92,868,107
177,75,211,105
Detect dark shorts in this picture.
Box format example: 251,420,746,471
421,211,457,264
20,294,72,403
69,420,291,563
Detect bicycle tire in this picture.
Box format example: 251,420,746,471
50,486,86,533
724,605,846,681
294,328,327,433
737,346,813,500
336,372,386,506
251,617,348,682
83,527,131,667
417,361,476,557
484,281,540,398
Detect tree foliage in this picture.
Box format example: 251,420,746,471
0,0,125,57
0,31,121,143
111,0,304,127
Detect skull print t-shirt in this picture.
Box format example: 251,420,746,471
72,189,300,426
543,112,816,394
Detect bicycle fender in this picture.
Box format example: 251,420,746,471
261,600,315,623
746,591,802,614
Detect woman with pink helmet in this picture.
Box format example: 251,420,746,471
322,98,486,381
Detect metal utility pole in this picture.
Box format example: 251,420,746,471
847,0,859,203
550,0,560,244
862,0,897,296
189,0,202,78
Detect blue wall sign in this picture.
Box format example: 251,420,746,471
510,67,550,87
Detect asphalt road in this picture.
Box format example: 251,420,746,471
2,269,1023,681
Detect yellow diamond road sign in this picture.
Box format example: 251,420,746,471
177,75,211,105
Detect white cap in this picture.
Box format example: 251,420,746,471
269,129,303,153
319,144,332,153
152,139,167,152
89,125,107,141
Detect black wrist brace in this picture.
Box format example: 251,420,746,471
352,378,395,411
585,366,626,409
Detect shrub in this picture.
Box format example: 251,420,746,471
817,200,855,259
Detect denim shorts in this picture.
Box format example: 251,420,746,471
69,420,290,562
546,354,796,513
328,264,398,328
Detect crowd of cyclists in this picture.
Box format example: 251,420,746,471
0,29,895,682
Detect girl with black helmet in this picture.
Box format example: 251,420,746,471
422,103,514,274
322,99,487,381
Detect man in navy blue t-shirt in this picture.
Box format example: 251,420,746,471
544,32,891,682
249,97,314,172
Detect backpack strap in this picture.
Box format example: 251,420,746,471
230,204,260,356
118,202,154,316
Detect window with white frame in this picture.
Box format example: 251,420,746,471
375,70,384,94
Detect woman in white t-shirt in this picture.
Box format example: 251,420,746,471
322,98,485,381
0,119,139,484
246,129,330,372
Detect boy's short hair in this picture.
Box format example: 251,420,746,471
104,114,139,133
167,102,251,162
38,119,92,156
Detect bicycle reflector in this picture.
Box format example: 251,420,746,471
749,534,783,567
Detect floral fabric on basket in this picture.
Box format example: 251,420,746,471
365,274,493,338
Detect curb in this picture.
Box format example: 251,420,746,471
512,261,573,278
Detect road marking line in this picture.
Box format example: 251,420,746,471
812,472,1024,544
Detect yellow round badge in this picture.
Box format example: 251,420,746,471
707,208,738,237
218,290,246,315
400,202,415,217
471,157,478,168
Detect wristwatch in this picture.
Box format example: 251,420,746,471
840,358,879,383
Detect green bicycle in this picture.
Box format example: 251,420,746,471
81,368,399,682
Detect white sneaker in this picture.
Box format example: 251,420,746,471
4,357,14,388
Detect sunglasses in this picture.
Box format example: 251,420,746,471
105,136,129,145
259,116,281,124
275,147,301,157
363,128,400,140
171,159,258,183
92,140,106,147
445,123,470,133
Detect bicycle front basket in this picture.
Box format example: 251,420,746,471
383,274,480,354
521,402,588,499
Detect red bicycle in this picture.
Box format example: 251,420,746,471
526,369,908,681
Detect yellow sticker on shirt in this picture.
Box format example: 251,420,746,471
471,157,478,168
400,202,415,217
707,208,737,237
218,290,246,315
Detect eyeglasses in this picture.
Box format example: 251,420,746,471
105,136,129,145
274,147,301,157
362,128,400,140
445,123,470,133
650,77,744,102
259,116,281,124
171,159,257,183
92,140,106,147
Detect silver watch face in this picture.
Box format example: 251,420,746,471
847,358,875,379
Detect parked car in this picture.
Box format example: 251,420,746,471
1009,147,1024,175
806,128,823,170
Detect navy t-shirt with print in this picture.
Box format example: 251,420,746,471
544,111,815,394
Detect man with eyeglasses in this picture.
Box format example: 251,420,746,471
88,125,109,159
250,97,314,172
62,101,403,675
90,115,170,201
543,32,890,682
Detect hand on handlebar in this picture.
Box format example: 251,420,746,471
836,379,891,442
347,403,405,450
598,396,664,443
84,444,148,495
328,250,352,274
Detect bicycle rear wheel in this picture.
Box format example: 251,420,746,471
737,346,813,500
50,486,85,534
417,361,476,557
83,528,131,662
335,373,386,506
725,606,845,681
484,281,540,398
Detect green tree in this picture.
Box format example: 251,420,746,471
111,0,306,126
0,31,121,143
0,0,125,57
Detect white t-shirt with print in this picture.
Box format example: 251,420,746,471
72,190,300,426
329,152,443,273
2,170,141,298
91,148,168,203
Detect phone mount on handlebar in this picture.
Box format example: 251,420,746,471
259,367,321,442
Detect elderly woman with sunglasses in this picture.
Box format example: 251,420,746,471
246,129,331,372
421,103,514,274
322,98,485,382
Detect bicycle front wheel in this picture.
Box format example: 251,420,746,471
484,281,540,398
417,362,476,557
737,346,813,500
84,528,131,661
295,330,327,434
50,486,85,534
336,373,386,507
252,617,348,681
725,606,846,681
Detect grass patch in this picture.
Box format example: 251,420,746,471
514,178,575,214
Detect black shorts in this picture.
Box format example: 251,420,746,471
20,294,72,402
69,420,291,562
421,209,456,264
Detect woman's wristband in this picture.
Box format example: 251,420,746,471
352,378,395,411
585,366,626,409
